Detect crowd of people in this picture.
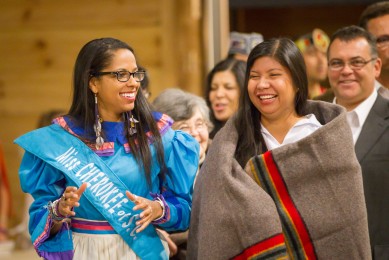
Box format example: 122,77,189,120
1,1,388,259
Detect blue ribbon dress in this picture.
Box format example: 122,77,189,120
15,112,199,260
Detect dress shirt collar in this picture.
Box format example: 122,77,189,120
352,89,377,129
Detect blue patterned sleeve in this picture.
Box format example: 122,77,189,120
157,129,199,231
19,151,73,259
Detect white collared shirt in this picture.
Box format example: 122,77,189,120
333,90,377,144
261,114,323,150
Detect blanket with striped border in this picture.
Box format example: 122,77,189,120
188,101,371,260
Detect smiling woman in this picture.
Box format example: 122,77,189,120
14,38,199,260
152,88,213,259
205,57,246,138
88,49,141,122
153,88,213,166
247,56,300,135
188,38,371,259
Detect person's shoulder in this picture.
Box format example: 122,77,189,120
304,100,346,125
151,111,173,135
372,94,389,117
306,99,345,112
378,85,389,100
376,92,389,105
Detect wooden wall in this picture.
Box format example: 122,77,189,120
0,0,204,224
230,4,368,41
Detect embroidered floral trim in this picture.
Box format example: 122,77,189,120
53,113,173,156
150,193,170,225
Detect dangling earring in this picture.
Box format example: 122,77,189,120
93,93,104,149
126,110,139,136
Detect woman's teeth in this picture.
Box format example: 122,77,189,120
259,95,276,100
120,93,135,98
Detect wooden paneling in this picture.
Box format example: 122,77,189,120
171,0,204,96
0,27,162,116
0,0,160,31
1,114,39,226
0,28,162,73
230,4,368,40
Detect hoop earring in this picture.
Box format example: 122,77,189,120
94,93,104,149
126,110,139,136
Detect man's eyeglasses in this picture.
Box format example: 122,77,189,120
376,35,389,49
328,57,376,71
92,70,145,82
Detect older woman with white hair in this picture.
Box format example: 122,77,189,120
153,88,213,165
152,88,213,259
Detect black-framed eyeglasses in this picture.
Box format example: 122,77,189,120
376,35,389,49
328,57,377,71
93,70,145,82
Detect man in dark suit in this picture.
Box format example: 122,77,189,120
324,25,389,260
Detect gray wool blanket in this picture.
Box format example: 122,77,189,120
187,101,371,260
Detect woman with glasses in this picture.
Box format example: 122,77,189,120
153,88,213,167
15,38,199,260
188,38,371,259
152,88,213,259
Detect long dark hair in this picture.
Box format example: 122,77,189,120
234,38,308,167
68,37,166,186
205,57,246,138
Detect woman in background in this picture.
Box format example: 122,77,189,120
153,88,212,166
153,88,213,259
205,58,245,138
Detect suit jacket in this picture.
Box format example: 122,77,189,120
355,95,389,260
315,88,388,102
378,86,389,100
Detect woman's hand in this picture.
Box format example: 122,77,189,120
126,191,163,233
58,182,88,217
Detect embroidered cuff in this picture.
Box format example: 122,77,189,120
150,193,170,225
